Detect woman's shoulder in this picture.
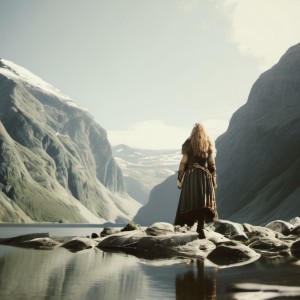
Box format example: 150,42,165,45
181,139,191,154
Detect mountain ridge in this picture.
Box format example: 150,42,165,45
0,59,141,223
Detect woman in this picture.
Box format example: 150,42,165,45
174,123,217,238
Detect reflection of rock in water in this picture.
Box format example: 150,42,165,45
175,260,217,300
0,246,149,300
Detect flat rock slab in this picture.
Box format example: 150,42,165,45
18,237,60,249
98,231,200,259
0,233,50,247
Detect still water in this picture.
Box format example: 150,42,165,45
0,224,300,300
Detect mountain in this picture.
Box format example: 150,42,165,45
0,58,141,223
134,43,300,226
112,144,179,204
133,174,180,226
215,43,300,225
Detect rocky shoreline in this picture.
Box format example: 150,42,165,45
1,218,300,269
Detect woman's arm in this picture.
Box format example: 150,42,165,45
177,153,188,189
207,152,217,188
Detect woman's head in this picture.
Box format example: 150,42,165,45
189,123,213,157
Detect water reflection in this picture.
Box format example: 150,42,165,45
176,260,217,300
1,244,300,300
0,246,149,300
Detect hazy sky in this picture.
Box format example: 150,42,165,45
1,0,300,149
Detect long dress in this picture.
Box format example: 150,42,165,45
174,139,217,227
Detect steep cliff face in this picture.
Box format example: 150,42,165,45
0,59,140,223
216,43,300,225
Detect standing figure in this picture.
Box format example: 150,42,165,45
174,123,217,238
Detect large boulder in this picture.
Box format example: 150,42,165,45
207,241,260,267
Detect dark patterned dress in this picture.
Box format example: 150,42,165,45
174,139,217,227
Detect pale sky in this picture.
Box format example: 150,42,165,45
1,0,300,149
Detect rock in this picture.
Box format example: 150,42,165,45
100,227,120,237
248,237,290,256
61,237,97,252
213,220,248,240
18,237,60,249
265,220,294,236
207,241,260,266
243,223,276,239
291,239,300,258
145,222,175,236
91,233,99,239
0,233,50,246
205,229,231,245
98,230,203,259
226,283,300,299
135,233,200,259
98,230,146,249
174,225,189,233
291,225,300,235
121,222,141,232
290,217,300,226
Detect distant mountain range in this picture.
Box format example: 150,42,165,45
134,43,300,226
112,144,179,204
0,58,141,223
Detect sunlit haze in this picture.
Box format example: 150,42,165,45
1,0,299,149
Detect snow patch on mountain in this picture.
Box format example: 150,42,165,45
0,58,85,111
113,144,180,204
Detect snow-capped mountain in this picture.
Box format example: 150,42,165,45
112,144,180,204
0,58,141,223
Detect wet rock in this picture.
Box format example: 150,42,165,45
291,239,300,258
18,237,60,249
61,237,97,252
100,227,120,237
91,233,99,239
207,241,260,266
248,237,290,257
121,222,141,232
135,233,199,259
213,220,248,240
98,231,201,259
145,222,175,236
243,223,276,239
0,233,50,246
98,230,146,249
265,220,294,236
226,283,300,299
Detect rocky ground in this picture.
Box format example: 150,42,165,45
1,218,300,268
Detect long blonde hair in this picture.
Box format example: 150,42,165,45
190,123,214,157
